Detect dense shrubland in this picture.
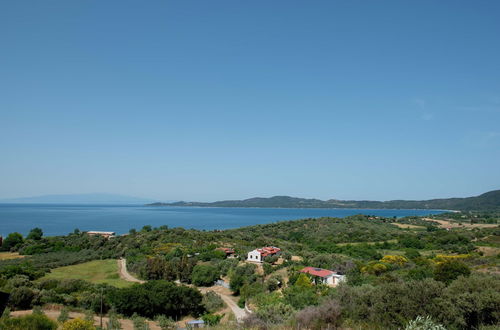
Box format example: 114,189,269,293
0,215,499,329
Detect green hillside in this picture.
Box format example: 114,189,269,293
148,190,500,211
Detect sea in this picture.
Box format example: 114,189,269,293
0,204,446,237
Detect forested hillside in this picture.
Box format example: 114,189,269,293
149,189,500,211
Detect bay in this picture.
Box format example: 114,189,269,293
0,204,446,237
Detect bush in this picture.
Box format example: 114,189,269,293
84,310,94,322
201,313,223,326
438,273,500,329
106,311,122,330
294,299,341,329
155,315,175,330
131,313,149,330
255,302,294,324
0,313,57,330
433,260,471,284
202,291,225,313
61,318,95,330
405,316,446,330
58,307,70,323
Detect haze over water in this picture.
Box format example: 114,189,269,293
0,204,445,237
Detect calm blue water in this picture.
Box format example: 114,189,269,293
0,204,446,237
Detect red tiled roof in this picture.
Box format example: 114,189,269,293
257,246,281,257
300,267,335,278
217,247,235,254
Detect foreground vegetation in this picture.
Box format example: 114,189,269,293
0,213,499,329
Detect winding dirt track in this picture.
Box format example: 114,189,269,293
199,286,248,322
119,258,248,322
118,258,145,283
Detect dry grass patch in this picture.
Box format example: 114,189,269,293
391,223,426,229
0,252,24,260
478,246,500,257
423,218,499,229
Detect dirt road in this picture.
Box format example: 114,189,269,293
118,258,145,283
199,285,248,322
118,259,247,322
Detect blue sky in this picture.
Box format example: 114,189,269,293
1,1,499,201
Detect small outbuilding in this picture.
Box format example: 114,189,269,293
187,319,205,328
217,247,236,258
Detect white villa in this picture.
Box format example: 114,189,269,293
247,246,281,263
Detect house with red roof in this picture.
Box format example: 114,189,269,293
247,246,281,263
300,267,346,287
216,247,236,258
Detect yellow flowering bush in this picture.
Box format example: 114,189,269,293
380,255,408,266
361,262,388,275
433,254,471,265
62,318,96,330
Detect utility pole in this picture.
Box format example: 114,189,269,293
100,287,103,329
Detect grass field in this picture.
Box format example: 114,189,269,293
337,239,398,247
391,223,427,230
41,259,133,288
0,252,24,260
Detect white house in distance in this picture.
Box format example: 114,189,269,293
86,231,116,239
247,246,281,263
300,267,346,287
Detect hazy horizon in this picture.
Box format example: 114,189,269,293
0,189,496,204
1,1,499,202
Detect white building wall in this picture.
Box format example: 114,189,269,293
332,274,346,286
247,250,262,262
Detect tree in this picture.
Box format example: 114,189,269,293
433,260,471,284
2,233,23,251
8,286,35,310
229,274,245,295
283,286,318,309
61,318,95,330
294,273,313,288
191,265,219,286
108,281,204,319
27,228,43,241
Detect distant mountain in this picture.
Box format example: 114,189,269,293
0,193,158,204
147,190,500,211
